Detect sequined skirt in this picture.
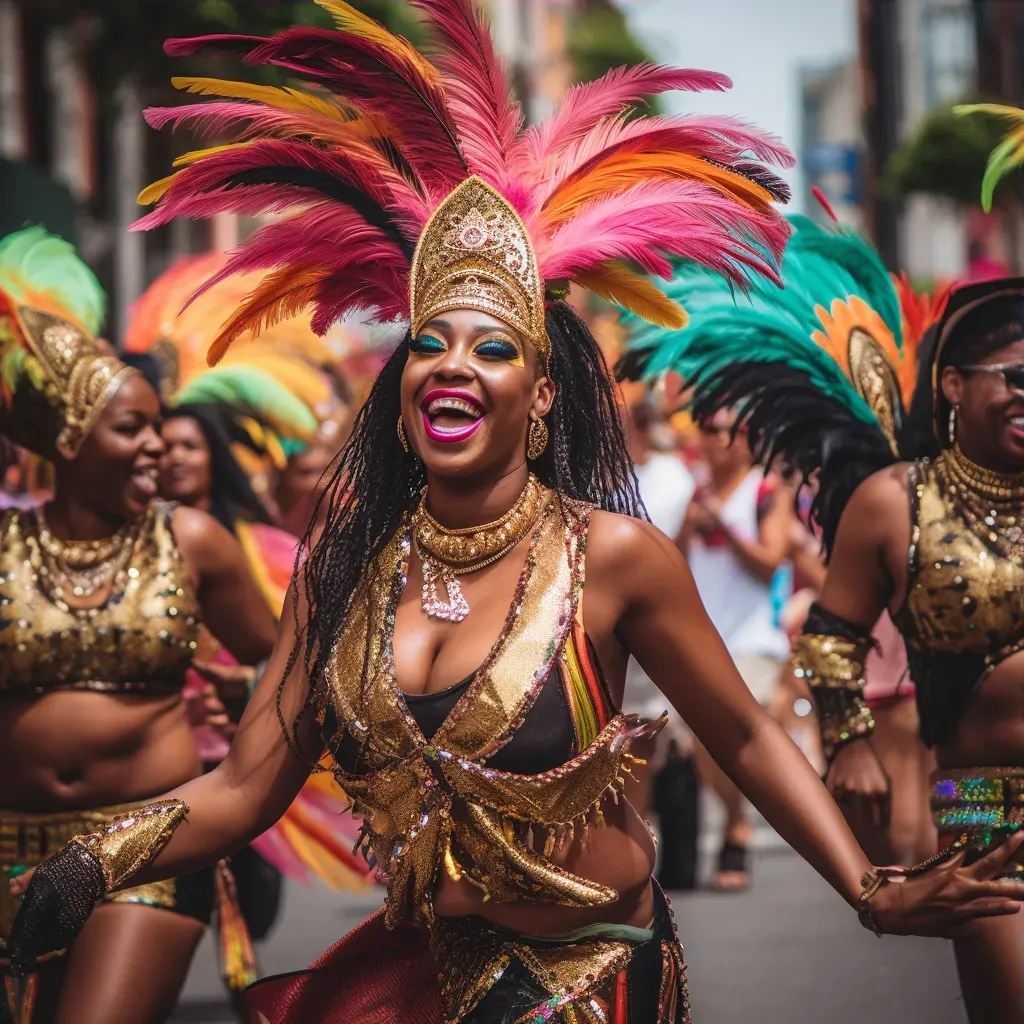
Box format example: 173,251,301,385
245,882,690,1024
930,767,1024,877
0,801,216,957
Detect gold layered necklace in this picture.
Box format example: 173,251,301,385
936,445,1024,561
412,474,548,622
35,507,139,600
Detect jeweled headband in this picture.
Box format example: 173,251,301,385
410,177,547,357
12,305,135,456
929,278,1024,441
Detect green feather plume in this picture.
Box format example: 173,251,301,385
0,226,106,336
175,365,317,441
953,103,1024,212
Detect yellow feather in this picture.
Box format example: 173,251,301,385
314,0,442,84
173,141,255,168
208,266,324,366
172,76,349,121
138,172,178,206
575,263,688,329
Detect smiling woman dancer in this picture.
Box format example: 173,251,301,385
0,228,276,1024
8,5,1024,1023
624,210,1024,1024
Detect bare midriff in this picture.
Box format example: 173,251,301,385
937,649,1024,770
432,794,657,936
0,690,201,811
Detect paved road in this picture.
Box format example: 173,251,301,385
171,845,968,1023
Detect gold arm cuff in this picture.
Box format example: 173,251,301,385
792,633,874,761
71,799,188,893
792,632,870,690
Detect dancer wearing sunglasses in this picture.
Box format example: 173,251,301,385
624,209,1024,1023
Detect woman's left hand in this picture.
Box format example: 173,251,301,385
870,834,1024,937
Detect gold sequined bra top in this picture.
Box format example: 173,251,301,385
0,501,200,696
321,493,663,929
894,452,1024,746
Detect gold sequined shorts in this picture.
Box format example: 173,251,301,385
930,767,1024,878
0,801,215,955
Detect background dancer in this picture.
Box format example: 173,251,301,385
624,211,1024,1024
0,227,276,1024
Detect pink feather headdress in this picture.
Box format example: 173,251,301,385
137,0,794,364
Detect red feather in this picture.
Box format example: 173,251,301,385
811,185,838,222
242,27,467,194
414,0,523,192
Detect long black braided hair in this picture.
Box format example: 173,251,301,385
281,301,643,758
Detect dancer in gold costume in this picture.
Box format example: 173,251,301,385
0,227,276,1024
9,6,1024,1023
623,210,1024,1023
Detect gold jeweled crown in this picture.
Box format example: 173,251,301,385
409,177,548,357
12,304,135,456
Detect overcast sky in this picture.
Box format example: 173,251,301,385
621,0,857,211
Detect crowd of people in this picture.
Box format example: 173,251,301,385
0,3,1023,1024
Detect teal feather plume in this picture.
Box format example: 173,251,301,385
619,214,909,554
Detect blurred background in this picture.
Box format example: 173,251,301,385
0,1,1013,1021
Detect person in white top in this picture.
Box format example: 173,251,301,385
620,402,695,827
680,407,794,891
622,401,695,714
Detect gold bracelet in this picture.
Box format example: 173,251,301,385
857,868,891,937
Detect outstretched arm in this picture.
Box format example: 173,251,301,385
593,511,869,906
589,511,1024,936
110,583,319,881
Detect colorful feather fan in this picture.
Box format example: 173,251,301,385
954,103,1024,211
620,215,946,552
136,0,793,360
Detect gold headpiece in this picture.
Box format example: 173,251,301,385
410,177,548,358
7,304,135,457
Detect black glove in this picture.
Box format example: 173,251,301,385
7,844,106,976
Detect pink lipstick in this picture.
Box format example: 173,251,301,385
421,389,486,444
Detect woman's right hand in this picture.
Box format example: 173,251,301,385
827,739,890,829
870,833,1024,937
6,844,106,975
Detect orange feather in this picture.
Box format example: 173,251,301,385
207,265,324,366
542,151,774,229
574,262,688,329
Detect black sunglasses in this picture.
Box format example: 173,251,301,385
958,362,1024,393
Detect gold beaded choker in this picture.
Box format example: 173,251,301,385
34,507,139,600
936,445,1024,559
412,474,548,622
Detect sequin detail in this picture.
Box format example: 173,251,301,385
931,767,1024,837
0,501,200,695
324,497,665,927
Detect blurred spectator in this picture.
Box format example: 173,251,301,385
680,409,794,891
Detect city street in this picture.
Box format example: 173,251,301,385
172,842,968,1024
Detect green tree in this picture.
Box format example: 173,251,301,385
567,0,661,110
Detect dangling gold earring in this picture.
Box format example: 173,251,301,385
948,405,958,446
527,411,548,460
398,416,410,453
